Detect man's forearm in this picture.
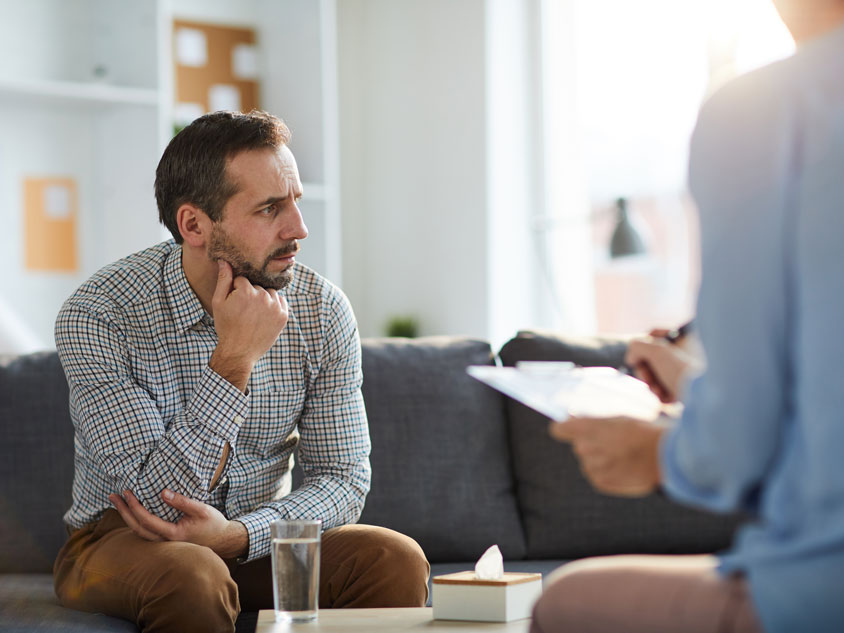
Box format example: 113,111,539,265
110,489,251,559
218,520,249,560
209,350,253,394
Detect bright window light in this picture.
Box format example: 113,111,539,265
541,0,795,334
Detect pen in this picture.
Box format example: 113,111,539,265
663,320,693,345
618,320,693,376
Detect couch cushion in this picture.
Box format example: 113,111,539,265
0,352,74,574
0,574,138,632
499,330,744,559
357,337,527,563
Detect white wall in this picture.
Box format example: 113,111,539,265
485,0,545,348
338,0,491,339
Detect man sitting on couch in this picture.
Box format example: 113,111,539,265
52,110,429,632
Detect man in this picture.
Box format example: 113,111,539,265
532,1,844,632
53,111,429,632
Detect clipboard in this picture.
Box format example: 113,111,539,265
467,362,662,421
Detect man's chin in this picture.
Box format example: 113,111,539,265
239,269,293,291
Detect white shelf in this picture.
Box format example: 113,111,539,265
0,77,159,107
0,0,341,347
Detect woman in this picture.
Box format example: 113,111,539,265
533,2,844,632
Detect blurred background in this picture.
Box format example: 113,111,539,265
0,0,793,353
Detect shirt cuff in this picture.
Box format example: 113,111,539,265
237,507,285,562
188,365,250,441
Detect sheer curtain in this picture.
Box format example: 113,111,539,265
536,0,793,334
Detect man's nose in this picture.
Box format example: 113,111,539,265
281,204,308,241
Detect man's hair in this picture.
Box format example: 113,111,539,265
155,110,291,243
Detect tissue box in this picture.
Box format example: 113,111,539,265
432,571,543,622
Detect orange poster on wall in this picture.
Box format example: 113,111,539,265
173,20,259,116
23,177,78,272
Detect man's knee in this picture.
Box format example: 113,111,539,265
322,525,430,607
362,527,430,598
55,532,240,633
138,543,239,632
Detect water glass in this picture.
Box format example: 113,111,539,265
270,519,322,622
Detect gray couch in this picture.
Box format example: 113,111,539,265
0,330,742,632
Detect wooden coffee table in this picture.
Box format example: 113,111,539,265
255,608,531,632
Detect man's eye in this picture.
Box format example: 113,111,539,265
260,206,275,215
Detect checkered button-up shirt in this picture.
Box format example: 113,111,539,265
55,241,371,561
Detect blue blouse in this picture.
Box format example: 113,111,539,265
661,23,844,633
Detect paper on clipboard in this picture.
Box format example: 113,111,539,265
467,362,662,421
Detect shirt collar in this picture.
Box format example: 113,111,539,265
163,244,212,332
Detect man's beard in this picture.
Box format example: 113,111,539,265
208,225,298,290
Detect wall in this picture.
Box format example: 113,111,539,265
337,0,491,339
485,0,548,347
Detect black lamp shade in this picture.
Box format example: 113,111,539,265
609,198,646,258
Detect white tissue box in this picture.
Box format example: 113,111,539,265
432,571,543,622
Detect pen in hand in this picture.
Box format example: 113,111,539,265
618,320,694,377
662,320,693,345
621,320,696,402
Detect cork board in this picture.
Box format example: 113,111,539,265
23,176,78,272
173,19,260,118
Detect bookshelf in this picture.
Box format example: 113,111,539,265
0,0,340,350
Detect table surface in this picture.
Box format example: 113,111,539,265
255,608,531,632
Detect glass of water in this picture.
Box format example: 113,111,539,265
270,519,322,622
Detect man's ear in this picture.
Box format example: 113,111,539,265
177,204,212,247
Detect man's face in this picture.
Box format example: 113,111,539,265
207,146,308,290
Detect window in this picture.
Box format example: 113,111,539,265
539,0,793,334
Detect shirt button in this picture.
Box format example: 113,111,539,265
234,415,244,425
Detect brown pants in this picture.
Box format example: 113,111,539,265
54,510,430,633
531,555,762,633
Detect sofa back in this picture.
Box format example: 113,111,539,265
0,352,74,573
356,337,526,563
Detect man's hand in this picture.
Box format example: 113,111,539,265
626,338,700,403
209,260,289,391
109,489,249,560
549,416,666,497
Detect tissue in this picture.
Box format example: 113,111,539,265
474,544,504,580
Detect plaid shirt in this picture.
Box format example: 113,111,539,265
55,240,371,561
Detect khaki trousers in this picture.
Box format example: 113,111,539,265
54,510,430,633
531,555,762,633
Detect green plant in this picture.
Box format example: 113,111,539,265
385,316,419,338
